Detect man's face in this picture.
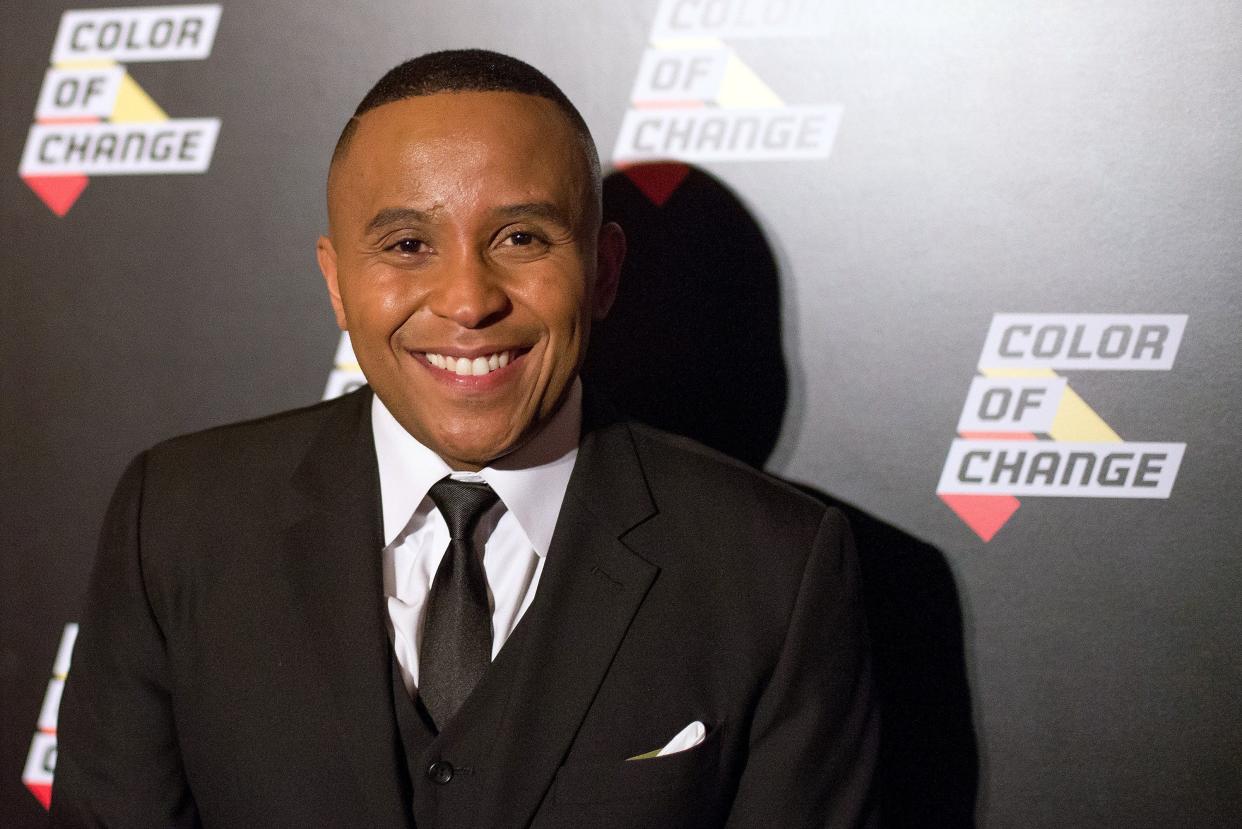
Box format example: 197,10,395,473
318,91,623,470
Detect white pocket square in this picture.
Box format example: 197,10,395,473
627,720,706,761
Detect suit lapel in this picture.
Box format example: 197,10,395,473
279,388,412,828
463,411,660,828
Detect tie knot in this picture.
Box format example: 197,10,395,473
428,478,499,540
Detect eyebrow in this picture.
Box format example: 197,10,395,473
363,202,574,236
491,202,573,228
365,206,435,235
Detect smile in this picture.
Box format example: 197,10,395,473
423,350,516,376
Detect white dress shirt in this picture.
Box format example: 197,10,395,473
372,381,582,698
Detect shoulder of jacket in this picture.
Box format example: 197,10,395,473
622,420,831,524
144,386,369,472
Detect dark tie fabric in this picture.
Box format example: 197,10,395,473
419,477,499,730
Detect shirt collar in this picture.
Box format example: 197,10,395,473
371,380,582,555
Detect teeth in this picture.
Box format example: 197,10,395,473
424,350,515,376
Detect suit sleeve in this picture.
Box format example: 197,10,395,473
49,452,200,827
726,507,880,829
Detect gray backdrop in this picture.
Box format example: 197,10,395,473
3,1,1239,826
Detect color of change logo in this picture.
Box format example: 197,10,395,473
613,0,842,169
18,4,222,216
938,313,1188,541
22,624,77,809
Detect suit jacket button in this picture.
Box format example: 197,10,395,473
427,760,454,784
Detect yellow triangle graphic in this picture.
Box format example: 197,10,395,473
1048,386,1122,443
716,55,784,108
111,73,167,123
52,59,117,70
981,368,1058,380
981,368,1122,442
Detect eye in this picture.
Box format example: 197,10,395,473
493,227,552,257
388,238,427,254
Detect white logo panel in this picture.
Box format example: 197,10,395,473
52,5,222,63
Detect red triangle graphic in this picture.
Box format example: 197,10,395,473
621,162,690,207
23,175,89,217
939,493,1021,542
26,781,52,810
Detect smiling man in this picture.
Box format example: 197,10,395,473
51,51,877,828
318,82,623,472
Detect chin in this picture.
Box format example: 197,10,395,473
435,431,516,468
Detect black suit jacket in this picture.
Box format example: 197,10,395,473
50,387,878,827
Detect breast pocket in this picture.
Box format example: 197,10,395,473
551,721,724,805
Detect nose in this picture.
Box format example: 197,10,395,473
427,252,511,329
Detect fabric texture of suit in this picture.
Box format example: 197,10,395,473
51,386,878,828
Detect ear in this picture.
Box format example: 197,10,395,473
316,235,348,330
592,221,626,320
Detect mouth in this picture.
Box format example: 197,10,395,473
420,348,527,377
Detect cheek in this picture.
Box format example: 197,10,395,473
376,291,414,325
345,272,418,333
535,299,590,368
519,266,590,338
538,306,592,399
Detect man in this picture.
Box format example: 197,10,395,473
51,50,877,827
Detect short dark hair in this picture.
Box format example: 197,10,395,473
331,49,601,204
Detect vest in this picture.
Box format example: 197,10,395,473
390,614,538,828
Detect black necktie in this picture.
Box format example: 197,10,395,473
419,478,499,730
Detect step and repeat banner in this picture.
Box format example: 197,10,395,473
3,2,1239,826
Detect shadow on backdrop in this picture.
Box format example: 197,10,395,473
584,163,979,827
